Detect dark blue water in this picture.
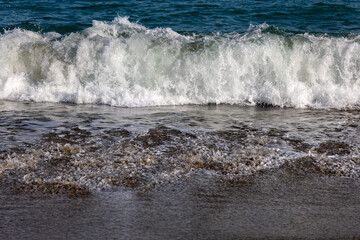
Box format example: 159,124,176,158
1,0,360,34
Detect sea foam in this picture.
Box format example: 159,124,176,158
0,17,359,108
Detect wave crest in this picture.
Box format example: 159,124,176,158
0,17,359,108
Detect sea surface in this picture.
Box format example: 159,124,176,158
0,1,360,239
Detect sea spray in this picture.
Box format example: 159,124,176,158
0,17,359,108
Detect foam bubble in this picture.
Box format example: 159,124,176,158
0,17,359,108
1,126,359,194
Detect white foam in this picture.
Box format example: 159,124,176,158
0,17,359,108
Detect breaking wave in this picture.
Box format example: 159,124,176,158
0,16,360,108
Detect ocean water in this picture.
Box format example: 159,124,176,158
1,1,360,108
0,1,360,239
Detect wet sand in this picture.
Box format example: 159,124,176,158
0,101,359,239
1,170,359,239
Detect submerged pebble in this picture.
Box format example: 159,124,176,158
1,124,359,196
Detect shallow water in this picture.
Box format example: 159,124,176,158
1,100,359,149
0,100,359,190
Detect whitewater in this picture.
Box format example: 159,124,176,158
1,16,359,108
